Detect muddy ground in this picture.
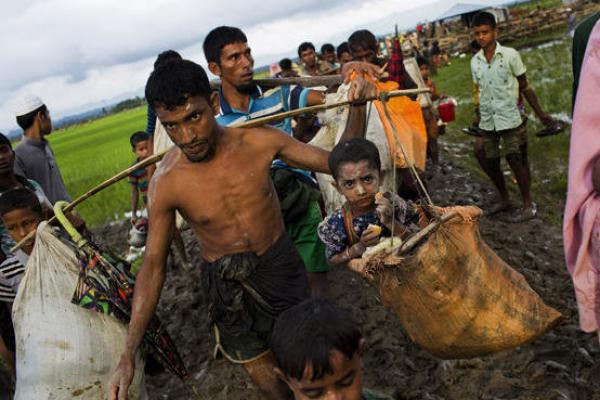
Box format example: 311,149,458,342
93,140,600,400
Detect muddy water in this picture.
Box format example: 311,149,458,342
93,141,600,400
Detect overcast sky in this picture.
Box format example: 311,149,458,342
1,0,508,132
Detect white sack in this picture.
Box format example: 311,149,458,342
12,222,147,399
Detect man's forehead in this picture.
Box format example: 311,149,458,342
221,42,250,56
155,96,207,117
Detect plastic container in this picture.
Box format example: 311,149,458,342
437,98,457,123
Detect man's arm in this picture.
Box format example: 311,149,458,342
109,180,174,400
517,74,554,126
257,127,330,174
339,75,378,142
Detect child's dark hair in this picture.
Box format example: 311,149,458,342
279,58,293,70
145,59,211,109
336,42,350,59
0,188,42,218
417,57,429,67
130,131,149,148
16,104,47,131
298,42,316,57
348,29,378,54
203,26,247,64
270,298,363,381
0,133,13,150
329,138,381,180
472,11,497,29
321,43,335,55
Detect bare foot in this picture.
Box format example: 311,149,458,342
485,201,512,216
506,203,538,223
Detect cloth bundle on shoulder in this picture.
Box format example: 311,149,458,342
367,205,563,359
12,222,147,399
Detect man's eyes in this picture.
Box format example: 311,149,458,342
302,389,325,398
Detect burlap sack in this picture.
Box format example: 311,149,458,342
371,205,563,359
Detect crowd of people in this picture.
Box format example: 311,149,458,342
0,8,596,400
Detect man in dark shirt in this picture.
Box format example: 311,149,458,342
13,95,71,204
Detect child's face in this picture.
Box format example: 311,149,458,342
133,140,150,160
285,350,363,400
334,161,381,210
419,64,429,79
2,208,42,254
0,144,15,176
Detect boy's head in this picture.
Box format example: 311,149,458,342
298,42,317,68
320,43,336,65
271,298,365,400
336,42,353,66
472,12,497,50
0,134,15,176
0,188,44,254
348,30,379,64
417,57,430,79
279,58,293,71
130,131,150,159
329,139,382,209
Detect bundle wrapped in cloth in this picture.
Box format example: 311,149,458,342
361,205,563,359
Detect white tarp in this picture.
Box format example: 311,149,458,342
12,222,147,399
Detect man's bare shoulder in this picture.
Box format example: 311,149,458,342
226,125,286,147
152,147,184,185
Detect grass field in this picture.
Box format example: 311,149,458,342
49,107,146,226
435,27,572,224
48,27,574,227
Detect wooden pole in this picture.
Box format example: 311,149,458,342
10,87,429,252
210,75,344,89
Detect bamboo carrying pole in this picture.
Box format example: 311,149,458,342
210,75,344,89
10,87,429,252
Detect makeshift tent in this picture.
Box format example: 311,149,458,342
436,2,510,26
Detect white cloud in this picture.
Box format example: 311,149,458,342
0,0,446,132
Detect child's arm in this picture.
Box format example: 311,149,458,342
328,228,380,266
375,193,409,239
130,184,139,225
517,74,554,126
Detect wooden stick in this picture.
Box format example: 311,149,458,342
10,87,429,252
210,75,344,89
397,211,459,255
237,88,431,128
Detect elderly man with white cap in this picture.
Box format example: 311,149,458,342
13,95,71,204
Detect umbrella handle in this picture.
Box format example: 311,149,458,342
53,201,87,247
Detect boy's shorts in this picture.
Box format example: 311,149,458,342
481,120,528,159
286,200,330,273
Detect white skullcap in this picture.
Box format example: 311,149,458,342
14,95,45,117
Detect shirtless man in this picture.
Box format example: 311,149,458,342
109,59,374,400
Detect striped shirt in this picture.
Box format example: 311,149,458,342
216,84,309,134
128,158,149,204
0,251,29,302
216,84,315,180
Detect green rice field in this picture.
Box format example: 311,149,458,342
49,107,146,226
